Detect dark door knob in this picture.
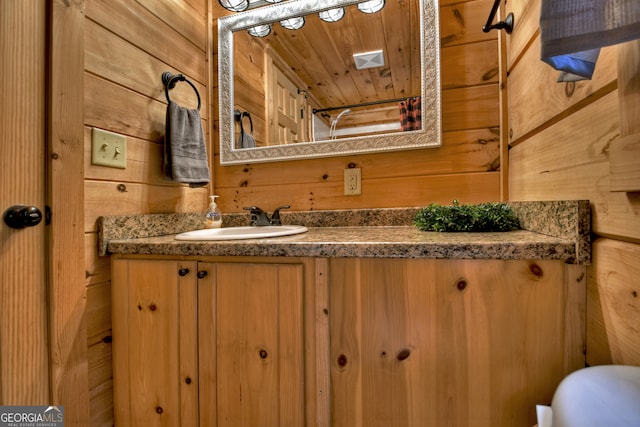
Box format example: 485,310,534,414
3,205,43,229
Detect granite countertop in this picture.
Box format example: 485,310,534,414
99,201,591,264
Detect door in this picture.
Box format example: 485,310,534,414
274,67,303,144
266,58,307,145
0,0,50,404
1,1,88,419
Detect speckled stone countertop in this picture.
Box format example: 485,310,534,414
98,200,590,264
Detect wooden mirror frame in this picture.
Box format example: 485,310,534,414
218,0,441,165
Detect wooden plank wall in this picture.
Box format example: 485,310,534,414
213,0,502,213
84,0,501,424
506,0,640,366
83,0,212,425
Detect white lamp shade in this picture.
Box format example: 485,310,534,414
218,0,249,12
319,8,345,23
358,0,385,14
280,16,305,30
248,24,272,37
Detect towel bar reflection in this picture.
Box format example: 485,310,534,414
162,71,201,110
482,0,514,33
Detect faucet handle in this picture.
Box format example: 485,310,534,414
270,205,291,225
243,206,271,226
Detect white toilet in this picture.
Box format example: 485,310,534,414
537,365,640,427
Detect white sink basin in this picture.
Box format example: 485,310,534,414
175,225,308,241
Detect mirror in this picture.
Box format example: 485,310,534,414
218,0,441,165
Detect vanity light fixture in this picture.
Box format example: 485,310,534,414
319,7,345,23
358,0,385,14
280,16,305,30
248,24,272,37
218,0,249,12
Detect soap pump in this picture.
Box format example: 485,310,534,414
204,195,222,229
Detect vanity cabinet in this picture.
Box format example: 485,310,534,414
327,258,582,427
111,255,583,427
111,256,327,427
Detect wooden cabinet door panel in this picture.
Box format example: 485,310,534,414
112,259,198,427
329,258,567,427
200,262,305,427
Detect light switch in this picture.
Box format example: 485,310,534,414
91,128,127,169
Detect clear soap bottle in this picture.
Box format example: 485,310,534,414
204,195,222,229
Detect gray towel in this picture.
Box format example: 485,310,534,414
163,101,210,188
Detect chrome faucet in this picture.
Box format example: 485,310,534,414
243,205,290,226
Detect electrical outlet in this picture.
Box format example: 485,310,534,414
344,168,361,196
91,128,127,169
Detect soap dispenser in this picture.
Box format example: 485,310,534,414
204,195,222,229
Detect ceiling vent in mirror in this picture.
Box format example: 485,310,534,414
353,50,385,70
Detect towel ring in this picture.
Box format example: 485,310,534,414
162,71,201,111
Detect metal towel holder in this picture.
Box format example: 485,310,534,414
161,71,201,110
482,0,514,33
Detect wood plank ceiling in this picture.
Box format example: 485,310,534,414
250,0,421,112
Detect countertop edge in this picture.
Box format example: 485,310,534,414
98,201,590,264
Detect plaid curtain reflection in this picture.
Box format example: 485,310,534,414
399,97,421,131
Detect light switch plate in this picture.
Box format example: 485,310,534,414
91,128,127,169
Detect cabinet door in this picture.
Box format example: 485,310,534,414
198,262,305,427
329,258,568,427
112,259,198,427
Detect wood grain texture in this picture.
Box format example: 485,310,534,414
86,0,206,84
48,1,91,420
84,180,207,233
84,2,212,423
509,91,640,242
111,259,198,426
609,40,640,192
507,0,640,370
196,257,325,426
0,0,50,405
328,258,574,427
215,263,305,426
587,238,640,366
215,171,500,212
508,35,617,144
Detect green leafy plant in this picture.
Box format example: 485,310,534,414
414,200,520,232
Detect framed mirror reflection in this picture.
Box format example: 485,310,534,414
218,0,441,165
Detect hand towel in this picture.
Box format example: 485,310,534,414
237,111,256,149
163,101,210,188
540,0,640,81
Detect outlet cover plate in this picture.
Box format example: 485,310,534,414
91,128,127,169
344,168,361,196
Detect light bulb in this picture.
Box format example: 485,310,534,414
358,0,385,14
319,8,345,23
248,24,272,37
280,16,305,30
218,0,249,12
